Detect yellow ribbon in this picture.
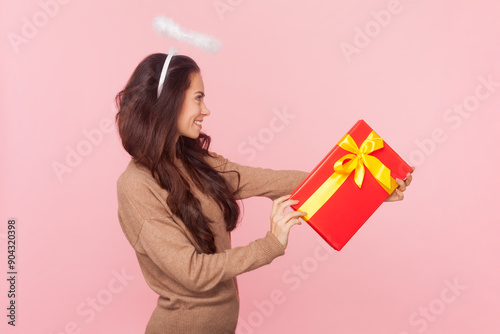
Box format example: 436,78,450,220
298,130,398,221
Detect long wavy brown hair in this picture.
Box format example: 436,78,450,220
115,53,241,254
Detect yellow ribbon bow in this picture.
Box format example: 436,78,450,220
298,130,397,221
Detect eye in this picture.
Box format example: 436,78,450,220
196,95,203,101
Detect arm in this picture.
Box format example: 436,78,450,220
138,218,284,293
117,172,285,293
206,151,309,201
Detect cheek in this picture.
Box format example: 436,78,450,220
178,108,195,128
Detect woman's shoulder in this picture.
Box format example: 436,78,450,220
203,150,234,171
117,159,158,195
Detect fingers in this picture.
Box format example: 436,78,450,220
271,194,300,218
270,195,307,248
278,210,308,226
271,196,307,228
271,194,291,217
395,178,406,191
395,166,415,192
405,166,415,186
394,188,404,200
285,217,304,228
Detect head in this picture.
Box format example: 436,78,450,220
115,53,240,254
115,52,208,164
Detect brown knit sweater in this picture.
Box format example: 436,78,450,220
116,151,308,334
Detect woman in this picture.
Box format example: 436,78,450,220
115,51,413,333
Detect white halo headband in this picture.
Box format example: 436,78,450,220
157,46,178,98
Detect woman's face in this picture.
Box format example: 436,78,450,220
177,72,210,140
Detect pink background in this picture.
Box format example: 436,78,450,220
1,0,499,333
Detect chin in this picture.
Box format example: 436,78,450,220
182,133,200,140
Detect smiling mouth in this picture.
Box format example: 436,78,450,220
194,121,202,126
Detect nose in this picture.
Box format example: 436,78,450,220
201,102,210,116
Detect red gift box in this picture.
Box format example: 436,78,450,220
290,120,413,251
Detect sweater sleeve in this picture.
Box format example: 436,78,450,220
139,219,284,293
205,151,309,201
117,172,286,293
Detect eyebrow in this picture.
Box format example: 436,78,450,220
194,91,205,97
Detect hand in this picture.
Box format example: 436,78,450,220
270,195,308,248
385,166,415,202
